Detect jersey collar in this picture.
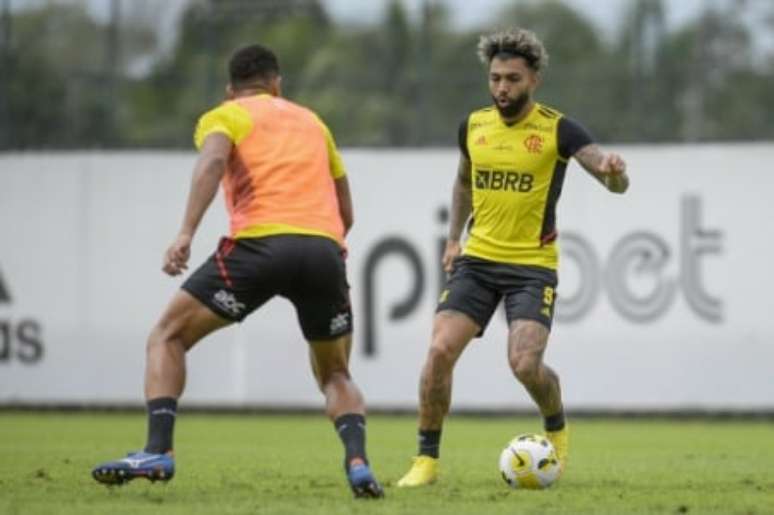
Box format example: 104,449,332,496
499,102,539,128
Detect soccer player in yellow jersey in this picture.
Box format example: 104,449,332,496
397,28,629,487
92,44,383,498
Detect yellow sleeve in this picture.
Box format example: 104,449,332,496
193,102,253,150
314,116,346,179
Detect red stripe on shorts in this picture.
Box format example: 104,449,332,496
215,239,234,288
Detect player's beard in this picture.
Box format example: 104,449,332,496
493,91,530,119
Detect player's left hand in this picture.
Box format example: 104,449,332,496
599,153,626,176
442,239,462,274
163,234,192,276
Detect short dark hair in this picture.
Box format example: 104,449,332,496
228,44,280,87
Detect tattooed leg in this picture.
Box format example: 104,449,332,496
507,319,563,416
418,311,480,430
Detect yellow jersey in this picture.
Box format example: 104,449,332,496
459,102,592,270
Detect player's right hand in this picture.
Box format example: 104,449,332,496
442,240,462,274
599,152,626,176
163,234,192,276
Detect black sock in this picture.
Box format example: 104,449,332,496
144,397,177,454
544,410,566,432
418,429,442,458
334,413,367,471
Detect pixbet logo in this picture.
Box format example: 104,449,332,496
0,265,44,364
557,196,722,323
360,195,722,357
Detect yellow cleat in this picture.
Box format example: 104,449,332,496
545,425,569,475
396,456,439,487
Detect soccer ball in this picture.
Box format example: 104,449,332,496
498,433,561,489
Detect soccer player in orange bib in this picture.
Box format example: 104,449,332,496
397,28,629,487
92,44,383,498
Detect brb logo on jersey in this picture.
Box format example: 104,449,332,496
475,169,534,192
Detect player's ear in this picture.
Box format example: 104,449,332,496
531,71,542,90
270,75,282,97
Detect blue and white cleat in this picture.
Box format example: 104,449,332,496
347,462,384,499
92,451,175,485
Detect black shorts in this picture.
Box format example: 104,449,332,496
182,235,352,341
436,255,558,335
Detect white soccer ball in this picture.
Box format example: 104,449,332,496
498,433,561,489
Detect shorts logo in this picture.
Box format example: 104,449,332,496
541,286,555,318
213,289,246,317
329,312,350,334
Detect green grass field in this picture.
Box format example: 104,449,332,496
1,412,772,514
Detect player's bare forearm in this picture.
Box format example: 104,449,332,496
574,144,629,194
163,141,227,276
334,176,354,235
179,134,231,238
179,156,225,237
447,156,473,242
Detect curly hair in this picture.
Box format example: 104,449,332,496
477,28,549,72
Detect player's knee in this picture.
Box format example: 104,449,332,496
427,340,457,368
509,352,540,385
147,318,184,354
510,321,547,344
146,325,164,353
318,367,351,389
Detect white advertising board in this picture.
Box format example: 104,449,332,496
1,146,772,410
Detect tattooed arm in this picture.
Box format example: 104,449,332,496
442,155,473,273
574,143,629,194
